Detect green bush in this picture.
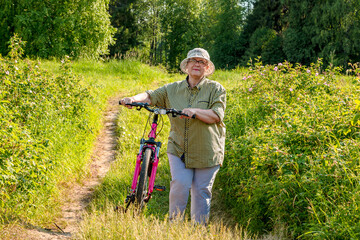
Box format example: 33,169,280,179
218,58,360,238
0,0,115,59
0,35,98,223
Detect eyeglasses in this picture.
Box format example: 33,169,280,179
187,58,208,66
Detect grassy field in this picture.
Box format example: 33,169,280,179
1,43,359,239
64,60,260,239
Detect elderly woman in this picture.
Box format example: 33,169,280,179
120,48,226,224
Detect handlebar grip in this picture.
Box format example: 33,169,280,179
125,103,137,106
119,101,137,106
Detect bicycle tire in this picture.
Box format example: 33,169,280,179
135,148,152,210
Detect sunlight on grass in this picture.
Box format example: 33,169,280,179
76,205,253,240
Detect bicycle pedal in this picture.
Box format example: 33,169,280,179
154,185,166,191
125,193,134,203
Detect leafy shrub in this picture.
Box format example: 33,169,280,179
0,35,97,223
1,0,115,59
218,58,360,238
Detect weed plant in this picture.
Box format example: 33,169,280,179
218,58,360,238
76,204,253,240
0,35,102,225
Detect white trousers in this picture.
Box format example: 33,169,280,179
168,153,220,224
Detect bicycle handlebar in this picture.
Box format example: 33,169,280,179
120,102,195,118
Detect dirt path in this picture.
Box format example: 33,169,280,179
5,97,121,240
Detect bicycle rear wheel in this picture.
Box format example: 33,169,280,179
135,148,152,210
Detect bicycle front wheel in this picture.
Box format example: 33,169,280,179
135,148,152,210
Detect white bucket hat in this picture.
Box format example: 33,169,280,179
180,48,215,76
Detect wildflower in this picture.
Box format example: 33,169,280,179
15,67,18,71
315,73,319,76
35,65,39,68
307,69,311,73
15,60,17,63
278,63,283,66
242,76,247,80
5,71,9,75
289,88,293,92
274,67,278,71
248,88,253,92
61,59,65,64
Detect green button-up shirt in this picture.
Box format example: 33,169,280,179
146,77,226,168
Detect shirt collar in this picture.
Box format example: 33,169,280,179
184,76,207,90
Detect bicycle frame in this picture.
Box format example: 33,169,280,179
130,114,162,203
121,102,190,211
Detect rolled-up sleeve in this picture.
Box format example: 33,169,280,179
210,87,226,122
146,85,168,107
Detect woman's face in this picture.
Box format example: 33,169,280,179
187,57,209,79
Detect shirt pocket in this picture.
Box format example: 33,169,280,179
194,100,210,109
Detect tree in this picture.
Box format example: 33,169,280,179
281,0,360,66
160,0,204,70
0,0,16,56
0,0,115,58
240,0,286,65
310,0,360,66
108,0,139,57
210,0,245,69
281,0,317,65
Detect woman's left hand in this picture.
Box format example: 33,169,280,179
180,108,197,119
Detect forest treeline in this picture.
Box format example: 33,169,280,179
1,0,360,70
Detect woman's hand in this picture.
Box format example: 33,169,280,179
120,97,135,109
180,108,197,119
120,92,152,109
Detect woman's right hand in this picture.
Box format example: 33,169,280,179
120,97,135,109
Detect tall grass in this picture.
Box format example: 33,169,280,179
4,36,359,239
0,35,177,230
73,61,287,239
76,205,253,240
72,65,268,239
218,59,360,238
0,36,102,226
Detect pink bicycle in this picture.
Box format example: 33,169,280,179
120,102,192,212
